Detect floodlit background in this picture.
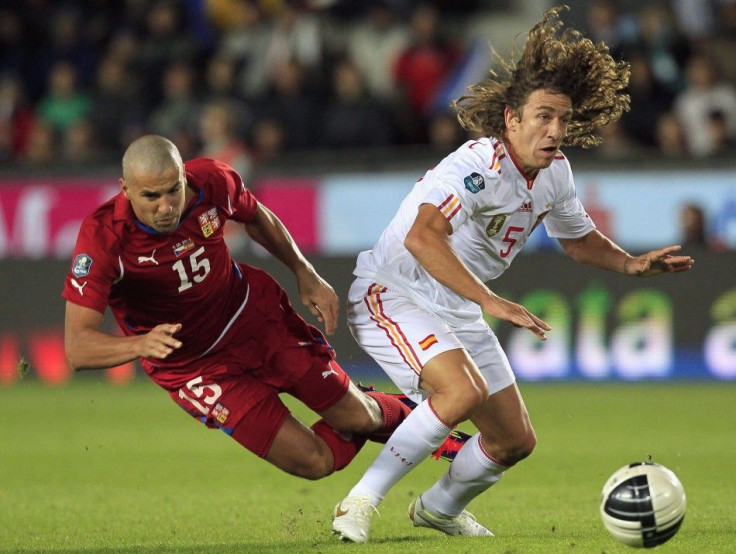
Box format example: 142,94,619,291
1,1,735,552
1,0,734,385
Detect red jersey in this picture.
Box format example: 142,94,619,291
62,158,259,368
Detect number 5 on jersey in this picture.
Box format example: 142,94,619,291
172,246,211,292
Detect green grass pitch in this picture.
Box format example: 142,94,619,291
1,378,734,553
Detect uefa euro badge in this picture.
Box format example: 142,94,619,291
464,172,485,193
72,253,93,277
198,207,220,238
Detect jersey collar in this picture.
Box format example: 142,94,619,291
502,137,538,190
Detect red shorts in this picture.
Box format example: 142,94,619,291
168,356,350,457
152,267,351,457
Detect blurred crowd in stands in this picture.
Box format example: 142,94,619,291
1,0,736,177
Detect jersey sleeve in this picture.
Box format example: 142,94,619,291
61,217,121,314
200,158,258,223
542,160,596,239
421,142,500,233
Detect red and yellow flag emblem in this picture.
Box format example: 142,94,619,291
419,334,438,351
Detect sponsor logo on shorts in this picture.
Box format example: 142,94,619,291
418,334,438,351
212,402,230,424
322,366,338,379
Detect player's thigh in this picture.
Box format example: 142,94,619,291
418,347,486,397
469,382,534,446
286,358,377,433
458,323,532,440
456,319,516,396
347,281,465,405
227,391,329,477
418,318,517,410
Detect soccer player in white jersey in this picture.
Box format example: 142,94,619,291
332,6,694,543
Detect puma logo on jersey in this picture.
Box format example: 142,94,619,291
138,249,158,265
71,278,87,296
322,367,338,379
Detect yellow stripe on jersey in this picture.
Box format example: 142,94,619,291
438,195,461,221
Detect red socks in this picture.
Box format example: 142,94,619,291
363,391,413,443
310,392,412,473
311,419,366,473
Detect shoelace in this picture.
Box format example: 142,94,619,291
343,497,380,521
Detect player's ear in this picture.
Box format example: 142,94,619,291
120,178,130,199
504,106,520,130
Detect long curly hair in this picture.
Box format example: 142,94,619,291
453,5,630,148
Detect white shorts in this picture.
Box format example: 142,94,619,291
348,278,515,405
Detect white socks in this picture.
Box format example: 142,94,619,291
348,398,452,505
420,432,507,516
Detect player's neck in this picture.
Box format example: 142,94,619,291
184,181,196,207
501,135,539,181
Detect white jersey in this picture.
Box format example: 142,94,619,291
353,136,595,325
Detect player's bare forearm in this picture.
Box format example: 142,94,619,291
64,302,182,370
559,231,694,277
244,202,339,332
558,230,631,272
65,327,145,371
244,202,313,275
405,207,491,307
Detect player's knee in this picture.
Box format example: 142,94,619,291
505,431,537,465
480,428,536,466
436,380,488,424
325,391,382,435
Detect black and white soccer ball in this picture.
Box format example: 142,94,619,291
600,461,686,548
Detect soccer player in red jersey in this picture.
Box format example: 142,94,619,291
62,134,411,480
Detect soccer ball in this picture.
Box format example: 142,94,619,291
600,461,686,548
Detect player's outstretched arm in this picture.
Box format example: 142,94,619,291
559,231,694,277
64,302,182,371
243,202,339,334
